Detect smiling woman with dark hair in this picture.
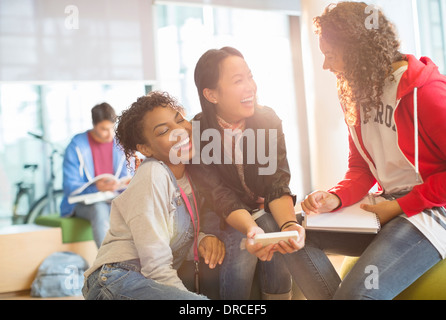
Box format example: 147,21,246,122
189,47,306,300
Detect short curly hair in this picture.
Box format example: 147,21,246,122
314,2,403,126
115,91,185,166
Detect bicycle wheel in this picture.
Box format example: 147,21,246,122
12,190,32,224
25,189,64,224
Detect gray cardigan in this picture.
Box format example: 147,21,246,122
83,159,207,291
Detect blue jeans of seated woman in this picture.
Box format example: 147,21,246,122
74,201,111,248
82,262,207,300
284,216,441,300
219,212,292,300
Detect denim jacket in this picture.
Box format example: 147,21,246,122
60,131,130,216
84,158,206,291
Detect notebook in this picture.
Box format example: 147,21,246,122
302,194,383,234
68,174,131,205
68,191,117,205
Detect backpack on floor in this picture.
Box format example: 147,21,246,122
31,251,89,297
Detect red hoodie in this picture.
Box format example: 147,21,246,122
329,54,446,217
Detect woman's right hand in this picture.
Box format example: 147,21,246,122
301,191,341,215
245,226,276,261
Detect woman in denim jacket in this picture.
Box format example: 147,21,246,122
82,91,225,300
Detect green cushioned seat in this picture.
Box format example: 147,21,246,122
340,256,446,300
35,214,94,243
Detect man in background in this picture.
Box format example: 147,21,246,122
60,103,131,248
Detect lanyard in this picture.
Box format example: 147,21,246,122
178,174,200,293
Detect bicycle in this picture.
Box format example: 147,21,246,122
11,163,38,224
12,132,64,224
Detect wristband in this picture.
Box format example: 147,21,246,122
280,220,299,231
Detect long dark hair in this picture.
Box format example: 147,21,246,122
314,2,403,126
194,46,244,129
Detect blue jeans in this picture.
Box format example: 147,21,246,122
74,201,111,248
285,216,441,300
219,213,292,300
82,260,208,300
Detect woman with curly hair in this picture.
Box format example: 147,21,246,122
82,91,225,300
299,2,446,299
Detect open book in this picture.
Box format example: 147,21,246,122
68,174,131,205
302,194,384,234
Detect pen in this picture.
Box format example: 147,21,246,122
368,193,377,205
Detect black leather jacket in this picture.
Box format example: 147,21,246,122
188,105,295,221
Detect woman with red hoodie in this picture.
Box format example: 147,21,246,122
297,2,446,299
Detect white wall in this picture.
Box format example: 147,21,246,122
300,0,418,192
155,0,301,14
300,0,349,191
371,0,418,55
0,0,156,82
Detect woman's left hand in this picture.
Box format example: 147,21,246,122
361,199,403,226
245,226,278,261
275,223,306,254
198,236,225,269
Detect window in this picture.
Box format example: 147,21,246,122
0,1,305,226
417,0,446,74
155,3,303,198
0,82,147,226
0,0,157,226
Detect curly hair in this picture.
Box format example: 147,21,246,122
115,91,185,168
314,2,403,126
